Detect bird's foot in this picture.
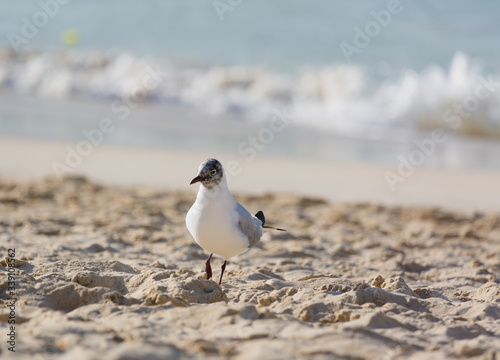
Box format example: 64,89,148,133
218,260,227,286
205,253,213,280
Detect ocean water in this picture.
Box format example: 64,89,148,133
1,0,500,166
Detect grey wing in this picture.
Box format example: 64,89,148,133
235,202,263,248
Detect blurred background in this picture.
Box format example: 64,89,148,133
1,0,500,207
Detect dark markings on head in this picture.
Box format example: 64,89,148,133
199,158,223,188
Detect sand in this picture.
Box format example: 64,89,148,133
1,175,500,360
2,137,500,213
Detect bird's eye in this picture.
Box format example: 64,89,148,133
210,169,217,176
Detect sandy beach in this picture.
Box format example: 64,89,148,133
2,2,500,358
1,161,500,359
2,137,500,213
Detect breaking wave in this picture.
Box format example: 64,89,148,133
1,49,500,139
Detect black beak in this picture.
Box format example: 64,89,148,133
190,175,203,185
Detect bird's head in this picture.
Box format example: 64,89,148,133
190,158,224,188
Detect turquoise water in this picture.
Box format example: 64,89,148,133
2,0,500,72
1,0,500,167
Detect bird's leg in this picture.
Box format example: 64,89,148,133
205,253,213,280
218,260,227,286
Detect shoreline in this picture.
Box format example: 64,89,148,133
3,92,500,167
2,136,500,213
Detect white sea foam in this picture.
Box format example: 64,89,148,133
1,49,499,139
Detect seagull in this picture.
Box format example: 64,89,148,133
186,158,285,285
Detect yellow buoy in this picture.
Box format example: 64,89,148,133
62,28,80,45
